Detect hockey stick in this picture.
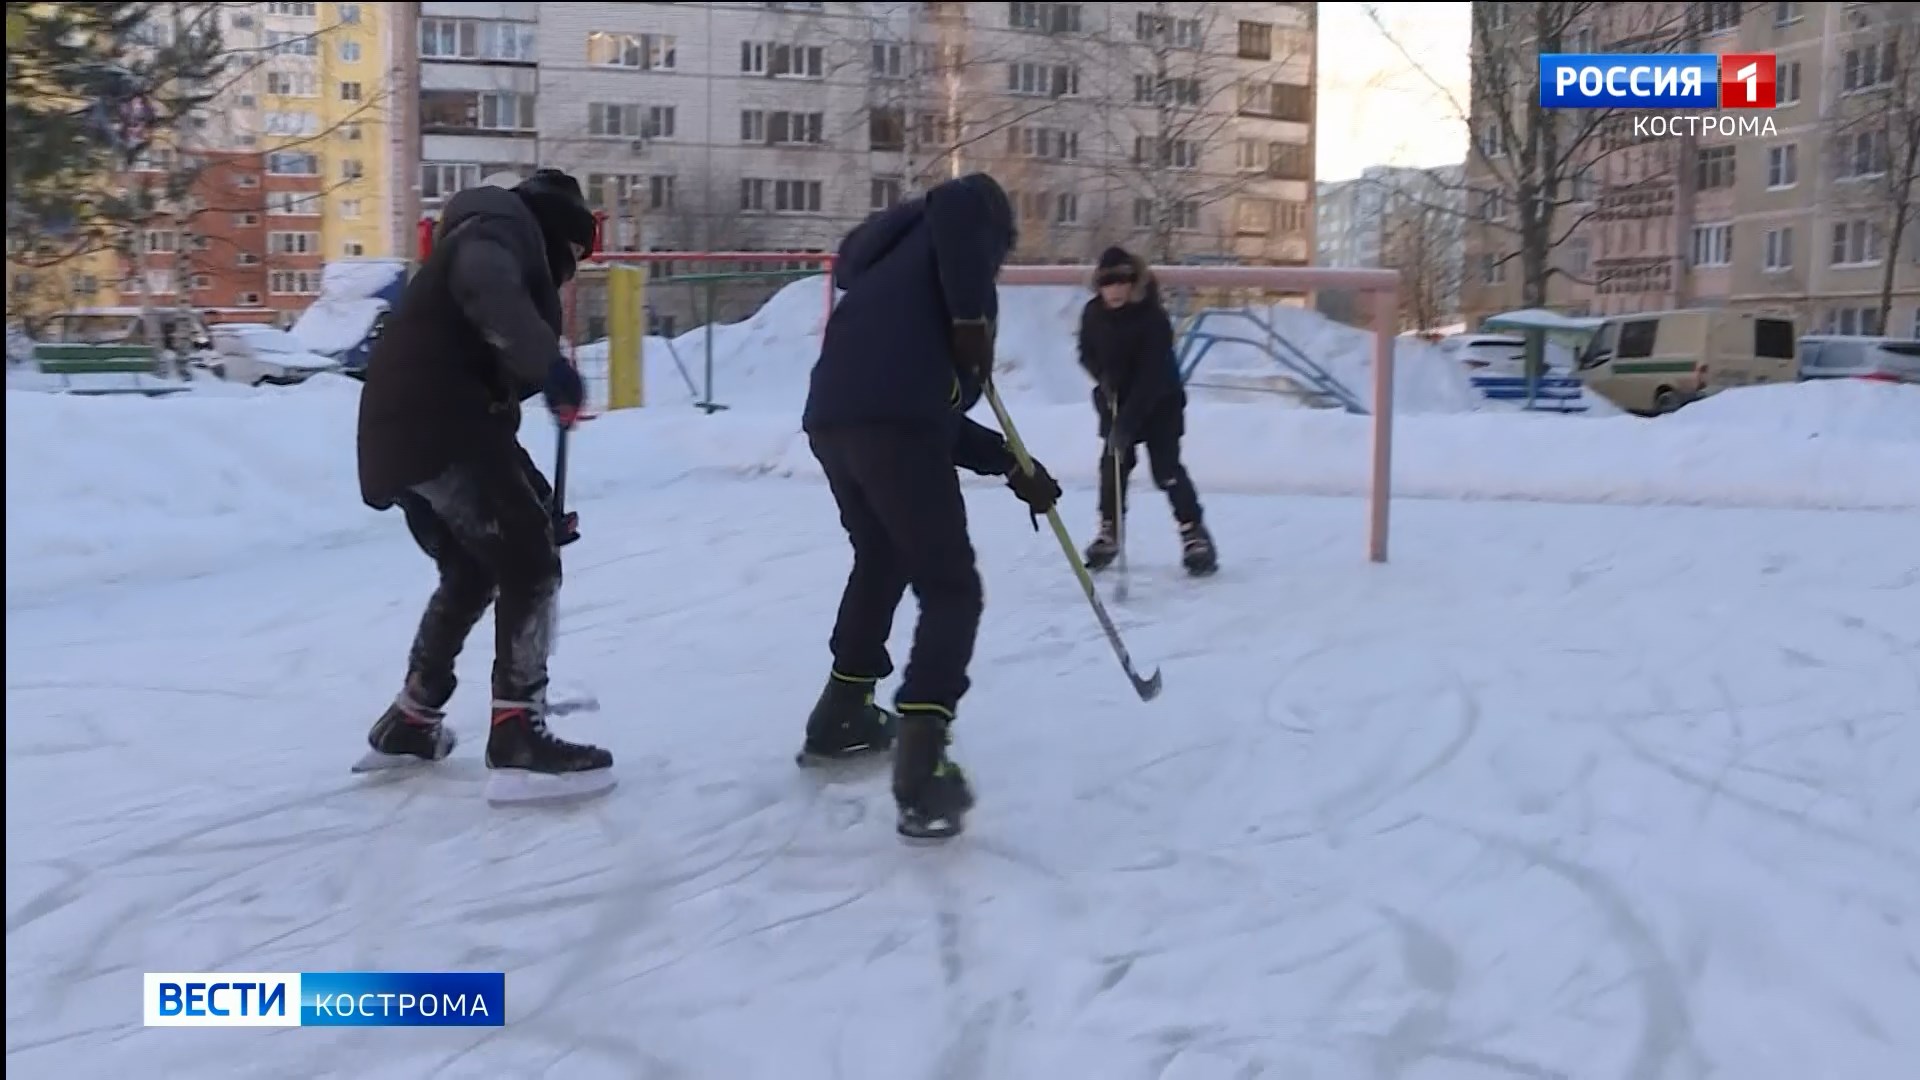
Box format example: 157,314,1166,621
983,380,1163,702
1109,435,1130,603
543,420,601,715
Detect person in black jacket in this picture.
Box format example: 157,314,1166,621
1078,246,1217,577
354,169,613,797
801,172,1062,840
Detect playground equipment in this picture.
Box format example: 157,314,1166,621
1172,306,1368,414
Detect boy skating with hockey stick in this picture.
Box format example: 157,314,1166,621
1077,246,1217,577
354,168,613,804
800,172,1063,840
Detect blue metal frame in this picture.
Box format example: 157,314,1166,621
1467,374,1589,412
1173,307,1368,414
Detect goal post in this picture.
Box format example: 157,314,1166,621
1001,264,1400,564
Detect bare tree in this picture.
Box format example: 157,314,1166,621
1377,170,1464,331
1098,3,1314,264
1366,2,1761,310
1822,4,1920,333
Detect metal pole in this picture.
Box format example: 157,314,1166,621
1369,286,1397,564
702,278,716,412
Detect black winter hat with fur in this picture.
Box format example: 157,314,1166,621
1095,245,1139,286
514,169,597,284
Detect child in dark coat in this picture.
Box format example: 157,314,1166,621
1076,246,1217,576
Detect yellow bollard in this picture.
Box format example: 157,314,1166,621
605,264,646,409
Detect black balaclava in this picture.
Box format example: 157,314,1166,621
513,169,597,286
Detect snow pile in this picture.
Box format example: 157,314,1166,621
572,276,1485,416
11,378,1920,596
291,259,405,357
1667,378,1920,442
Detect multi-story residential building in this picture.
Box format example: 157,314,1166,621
402,2,1318,336
1462,1,1920,338
88,2,399,323
1318,163,1465,328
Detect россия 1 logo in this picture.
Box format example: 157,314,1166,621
1538,53,1779,137
1539,53,1776,108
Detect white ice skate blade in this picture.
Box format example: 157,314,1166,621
546,696,600,717
485,767,617,807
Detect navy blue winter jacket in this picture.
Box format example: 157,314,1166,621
801,173,1019,476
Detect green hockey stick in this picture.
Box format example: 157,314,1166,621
983,379,1163,702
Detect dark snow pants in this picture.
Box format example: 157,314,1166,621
1097,399,1203,528
809,424,983,717
397,442,561,706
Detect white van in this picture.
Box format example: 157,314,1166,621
1575,309,1799,415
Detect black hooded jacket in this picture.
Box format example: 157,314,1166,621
802,173,1019,475
1077,251,1185,443
356,184,568,508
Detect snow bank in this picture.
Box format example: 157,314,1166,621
10,379,1919,596
571,277,1485,415
1667,378,1920,442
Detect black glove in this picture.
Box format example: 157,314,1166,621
1006,457,1061,527
544,357,585,428
952,319,994,386
554,510,581,548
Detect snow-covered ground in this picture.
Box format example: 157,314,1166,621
7,281,1920,1076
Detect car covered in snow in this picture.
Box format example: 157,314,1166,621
205,324,341,386
1797,335,1920,385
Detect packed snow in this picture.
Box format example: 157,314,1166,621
6,276,1920,1078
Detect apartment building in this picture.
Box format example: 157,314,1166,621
1462,1,1920,338
89,2,400,322
1318,163,1465,328
401,2,1317,336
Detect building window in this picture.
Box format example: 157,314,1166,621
1006,125,1078,161
1053,192,1079,225
144,229,178,254
1480,254,1506,284
1698,2,1741,34
870,107,906,151
266,191,322,215
1480,189,1509,222
1839,129,1889,179
1008,62,1080,97
1238,20,1272,59
1008,3,1081,33
1843,43,1896,93
1823,306,1882,336
340,121,363,141
1763,227,1793,272
1766,144,1798,188
340,158,364,180
340,199,362,219
739,109,823,145
871,177,902,210
1133,74,1202,107
1690,222,1732,267
268,231,320,255
1774,2,1804,26
265,29,318,56
338,4,361,24
266,71,317,97
343,241,365,257
339,39,360,62
1136,12,1202,47
1236,198,1275,235
1132,136,1199,169
1778,60,1802,105
741,41,825,78
650,175,675,210
1695,145,1735,190
871,42,904,78
422,90,536,132
339,80,362,101
590,103,675,139
269,270,322,295
1131,198,1198,231
420,18,536,62
264,111,320,136
1830,219,1883,266
1238,81,1310,122
587,31,676,70
420,162,481,200
266,2,316,15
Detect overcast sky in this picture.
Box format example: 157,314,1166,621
1315,1,1472,181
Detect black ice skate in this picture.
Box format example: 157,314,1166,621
1084,520,1120,571
796,672,895,768
484,698,616,806
892,710,974,842
351,691,456,774
1180,522,1218,577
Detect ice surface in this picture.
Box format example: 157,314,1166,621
7,292,1920,1075
7,480,1918,1078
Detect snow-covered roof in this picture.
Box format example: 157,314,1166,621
1482,309,1609,333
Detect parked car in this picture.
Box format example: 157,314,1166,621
1437,333,1527,374
205,324,340,386
1797,335,1920,384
